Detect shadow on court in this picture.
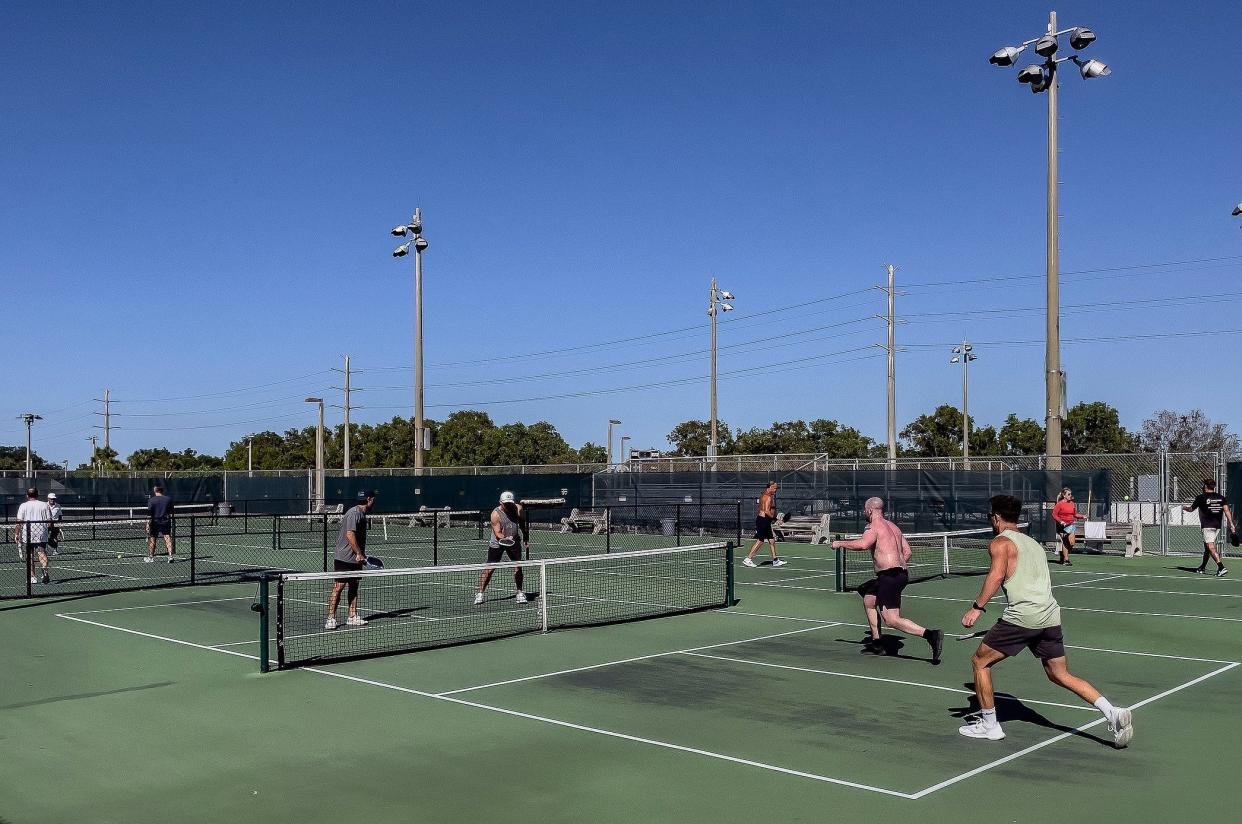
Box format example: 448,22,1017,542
950,684,1112,747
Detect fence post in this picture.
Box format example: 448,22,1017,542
735,500,742,547
322,513,329,572
675,503,681,547
1159,450,1169,556
605,506,611,554
433,515,439,566
190,516,197,584
258,572,270,673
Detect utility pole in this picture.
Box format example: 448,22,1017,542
18,413,42,476
103,389,111,450
1043,10,1062,471
343,355,352,477
391,210,428,471
951,339,978,469
607,419,622,465
882,265,900,468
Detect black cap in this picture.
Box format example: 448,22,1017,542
357,489,377,501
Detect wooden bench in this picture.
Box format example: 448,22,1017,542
309,503,344,523
772,513,832,544
1047,520,1143,556
560,508,610,534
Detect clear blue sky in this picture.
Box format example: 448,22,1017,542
2,1,1239,466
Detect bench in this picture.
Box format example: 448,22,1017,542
772,513,832,544
408,505,452,528
560,508,610,534
1047,520,1143,556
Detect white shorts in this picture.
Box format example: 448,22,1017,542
1202,528,1220,545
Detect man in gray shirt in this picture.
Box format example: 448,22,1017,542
326,490,376,630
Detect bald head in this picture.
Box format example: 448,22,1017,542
864,496,884,513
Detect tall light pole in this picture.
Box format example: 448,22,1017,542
18,413,42,476
990,13,1110,471
607,419,622,465
950,340,978,468
246,435,254,478
393,209,429,471
305,397,325,505
88,435,97,472
619,435,631,465
706,278,735,461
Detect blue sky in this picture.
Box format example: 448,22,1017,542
2,1,1239,466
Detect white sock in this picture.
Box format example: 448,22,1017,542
980,708,998,728
1093,696,1116,723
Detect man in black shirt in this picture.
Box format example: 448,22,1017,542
146,486,175,564
1184,479,1235,577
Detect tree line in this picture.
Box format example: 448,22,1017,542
2,404,1234,473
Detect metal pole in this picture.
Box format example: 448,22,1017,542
1044,9,1063,471
247,437,253,478
25,417,32,476
709,277,718,461
414,208,425,473
962,337,971,470
103,389,111,451
885,264,897,468
316,401,325,506
343,355,351,477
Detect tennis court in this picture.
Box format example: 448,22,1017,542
3,538,1238,823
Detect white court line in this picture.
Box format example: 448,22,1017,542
1058,584,1242,599
1053,574,1127,588
50,564,145,582
55,611,910,798
909,661,1241,799
682,652,1093,712
436,623,840,696
60,596,253,615
753,571,839,585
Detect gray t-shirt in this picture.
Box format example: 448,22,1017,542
333,505,368,563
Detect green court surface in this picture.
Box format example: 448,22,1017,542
3,543,1239,823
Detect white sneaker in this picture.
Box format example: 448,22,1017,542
30,576,38,585
772,558,788,567
167,556,174,564
346,615,367,627
1217,568,1229,578
473,592,485,605
1108,708,1134,748
958,717,1005,741
515,590,528,603
143,556,154,564
742,557,757,568
324,617,338,630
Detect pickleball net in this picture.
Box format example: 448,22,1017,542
835,525,1030,592
263,541,734,670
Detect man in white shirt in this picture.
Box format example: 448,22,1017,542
15,488,53,585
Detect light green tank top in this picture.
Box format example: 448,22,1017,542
999,529,1061,629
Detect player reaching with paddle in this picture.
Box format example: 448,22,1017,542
831,497,944,663
475,491,529,605
959,494,1133,747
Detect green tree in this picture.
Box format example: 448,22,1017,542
1138,409,1240,456
667,419,734,457
494,421,577,466
1064,401,1137,454
733,420,814,454
430,411,500,466
127,447,223,471
576,442,607,463
901,405,971,457
808,419,883,458
970,425,1001,456
0,446,51,471
998,414,1044,455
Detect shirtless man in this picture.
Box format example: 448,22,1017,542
831,497,944,663
743,481,786,568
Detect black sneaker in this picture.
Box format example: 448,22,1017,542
41,572,49,584
861,638,884,655
1063,559,1073,567
1193,567,1207,575
926,629,944,665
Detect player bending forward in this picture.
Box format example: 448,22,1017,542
960,494,1133,747
831,497,944,664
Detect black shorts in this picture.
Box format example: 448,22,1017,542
982,619,1066,661
149,520,173,538
857,567,909,609
1055,521,1075,537
333,558,364,584
486,542,521,564
754,516,774,540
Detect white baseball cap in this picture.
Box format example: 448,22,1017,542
47,493,57,499
499,491,516,504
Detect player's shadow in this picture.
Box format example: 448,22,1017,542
841,633,938,664
1172,565,1206,574
950,682,1112,746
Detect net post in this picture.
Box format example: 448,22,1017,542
275,575,285,669
190,515,197,584
539,562,549,632
243,499,249,534
605,506,611,554
433,514,439,565
725,542,735,606
834,546,845,592
941,535,950,578
258,572,270,673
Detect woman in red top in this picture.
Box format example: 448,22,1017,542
1052,487,1083,566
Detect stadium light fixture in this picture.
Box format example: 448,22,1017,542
988,12,1110,470
389,208,429,471
1233,203,1242,217
707,278,735,461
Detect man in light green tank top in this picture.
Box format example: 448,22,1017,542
958,494,1134,748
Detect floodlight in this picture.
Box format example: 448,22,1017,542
950,356,961,363
1034,35,1058,57
393,243,410,257
1068,27,1096,50
391,225,408,236
1017,64,1045,85
963,343,972,352
414,237,428,252
952,346,962,354
989,45,1024,66
720,290,734,300
1233,203,1242,217
1076,57,1111,79
305,396,323,403
720,303,734,312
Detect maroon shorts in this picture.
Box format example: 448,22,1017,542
982,619,1066,661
